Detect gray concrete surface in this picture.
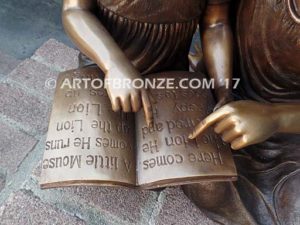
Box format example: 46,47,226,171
0,0,73,60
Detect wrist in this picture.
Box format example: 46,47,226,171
273,104,300,133
93,49,140,79
272,105,288,133
106,61,141,80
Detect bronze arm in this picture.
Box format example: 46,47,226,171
191,3,300,150
62,0,153,125
63,0,127,72
189,101,300,150
201,2,233,109
276,104,300,134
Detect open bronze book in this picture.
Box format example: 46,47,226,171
40,67,237,189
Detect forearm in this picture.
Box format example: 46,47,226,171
275,104,300,134
62,1,134,75
201,3,233,99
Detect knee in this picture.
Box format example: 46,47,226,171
182,182,234,209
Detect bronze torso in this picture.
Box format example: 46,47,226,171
98,0,204,23
96,0,205,74
233,1,300,224
235,0,300,158
59,0,300,224
236,0,300,103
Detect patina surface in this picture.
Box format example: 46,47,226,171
60,0,300,224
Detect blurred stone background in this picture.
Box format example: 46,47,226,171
0,1,213,225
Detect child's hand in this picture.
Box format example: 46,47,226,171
105,65,153,126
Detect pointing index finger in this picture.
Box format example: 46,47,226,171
189,105,232,139
141,89,154,127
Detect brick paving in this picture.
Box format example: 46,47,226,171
32,39,79,72
0,173,5,193
0,82,50,135
0,190,86,225
7,59,59,98
0,39,218,225
0,121,37,175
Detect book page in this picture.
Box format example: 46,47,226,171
40,66,136,188
136,72,237,188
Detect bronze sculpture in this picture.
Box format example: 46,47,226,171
188,0,300,224
61,0,300,224
62,0,234,118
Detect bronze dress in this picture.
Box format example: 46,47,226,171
79,0,201,73
80,1,300,224
80,0,230,75
234,0,300,224
96,0,201,74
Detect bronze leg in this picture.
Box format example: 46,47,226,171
182,182,258,225
274,170,300,225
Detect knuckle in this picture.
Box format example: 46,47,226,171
223,103,234,111
231,142,241,150
242,135,249,144
119,97,125,105
214,127,221,134
131,93,139,100
231,144,239,150
133,105,141,112
112,106,120,112
123,106,131,113
226,102,241,112
132,89,140,97
233,127,242,134
201,120,207,126
221,135,229,143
